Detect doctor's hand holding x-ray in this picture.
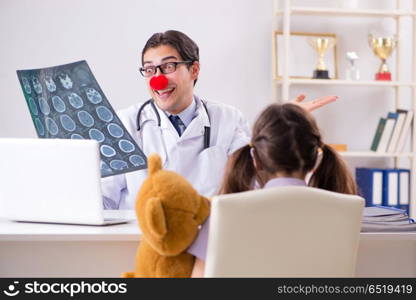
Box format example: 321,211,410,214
101,30,337,209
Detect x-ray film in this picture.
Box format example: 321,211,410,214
16,60,147,177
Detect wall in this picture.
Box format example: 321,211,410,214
0,0,413,169
0,0,272,137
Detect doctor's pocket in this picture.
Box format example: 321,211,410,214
194,145,229,197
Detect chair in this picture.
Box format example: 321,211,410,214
204,186,364,277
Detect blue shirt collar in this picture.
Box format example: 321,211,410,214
165,97,197,128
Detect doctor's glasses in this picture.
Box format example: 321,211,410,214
139,61,193,77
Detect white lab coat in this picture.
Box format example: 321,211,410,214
101,95,250,209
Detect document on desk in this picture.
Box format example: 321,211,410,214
16,60,147,177
361,206,416,232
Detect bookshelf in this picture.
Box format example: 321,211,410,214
274,79,415,87
340,152,414,158
276,7,416,18
273,0,416,218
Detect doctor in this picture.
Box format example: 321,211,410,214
101,30,337,209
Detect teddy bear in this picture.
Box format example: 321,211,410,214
123,153,210,278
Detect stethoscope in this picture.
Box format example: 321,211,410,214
136,98,211,150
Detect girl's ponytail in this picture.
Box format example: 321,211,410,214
219,144,256,194
309,144,357,195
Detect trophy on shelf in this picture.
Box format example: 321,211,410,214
368,34,397,81
345,51,360,80
308,37,336,79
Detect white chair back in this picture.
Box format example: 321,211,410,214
205,186,364,277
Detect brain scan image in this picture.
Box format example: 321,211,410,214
59,73,73,89
96,106,113,122
45,76,57,92
68,92,84,109
60,114,76,132
32,77,43,94
27,97,39,116
89,128,105,143
100,144,116,157
22,77,31,94
107,123,124,138
34,118,45,136
17,60,147,177
110,159,128,170
129,155,146,167
77,110,95,127
71,133,84,139
100,161,112,176
38,97,50,115
51,95,66,113
45,117,59,135
86,88,102,104
118,139,135,153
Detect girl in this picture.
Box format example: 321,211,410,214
188,103,357,277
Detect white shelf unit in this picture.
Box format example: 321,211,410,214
274,79,416,87
340,152,415,158
276,7,416,17
273,0,416,218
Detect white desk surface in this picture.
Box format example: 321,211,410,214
1,212,416,277
1,210,416,241
0,210,141,241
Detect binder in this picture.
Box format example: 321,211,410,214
382,169,399,208
398,169,411,214
355,168,383,207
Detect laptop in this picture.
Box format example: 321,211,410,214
0,138,131,225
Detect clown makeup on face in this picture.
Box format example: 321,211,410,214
142,45,200,115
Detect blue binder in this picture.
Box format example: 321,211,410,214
355,168,384,207
397,169,411,214
382,169,400,208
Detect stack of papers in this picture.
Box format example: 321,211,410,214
361,206,416,232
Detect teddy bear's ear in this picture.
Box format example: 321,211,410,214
148,153,162,176
194,196,210,224
145,197,167,240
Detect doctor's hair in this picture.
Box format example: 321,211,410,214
219,103,357,195
142,30,199,85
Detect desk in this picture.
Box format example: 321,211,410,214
1,213,416,277
356,232,416,277
0,211,140,277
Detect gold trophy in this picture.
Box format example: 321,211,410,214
368,34,397,81
308,37,336,79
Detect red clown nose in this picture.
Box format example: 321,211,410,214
150,75,168,90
